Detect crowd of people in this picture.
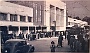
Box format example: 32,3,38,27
1,29,90,52
67,32,89,52
50,30,89,52
1,32,34,44
16,32,35,41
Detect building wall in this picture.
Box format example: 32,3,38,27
0,2,33,35
8,1,66,32
8,1,45,26
45,0,66,31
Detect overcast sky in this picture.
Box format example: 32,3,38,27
62,0,90,19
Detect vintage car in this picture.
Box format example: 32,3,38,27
2,39,35,53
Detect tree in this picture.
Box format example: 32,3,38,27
82,16,90,25
74,16,81,20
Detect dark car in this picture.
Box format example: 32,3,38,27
2,39,35,53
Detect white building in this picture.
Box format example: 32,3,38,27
68,17,88,28
0,2,33,35
0,0,66,36
45,0,66,32
8,0,66,32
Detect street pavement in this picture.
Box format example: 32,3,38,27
27,37,71,52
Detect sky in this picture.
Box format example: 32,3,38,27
62,0,90,19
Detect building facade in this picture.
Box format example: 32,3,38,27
45,0,66,32
0,0,66,36
0,2,33,35
8,0,66,32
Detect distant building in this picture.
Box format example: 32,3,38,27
67,17,88,28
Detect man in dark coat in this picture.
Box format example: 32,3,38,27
21,33,24,39
67,32,70,45
70,36,75,51
58,33,63,47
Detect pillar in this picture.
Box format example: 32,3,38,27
17,15,20,21
7,13,10,21
35,26,36,33
7,26,9,34
28,26,29,34
26,16,28,22
17,15,20,36
18,26,20,36
7,13,10,34
54,7,56,21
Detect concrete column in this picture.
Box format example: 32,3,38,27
54,7,56,21
28,26,29,34
54,7,56,37
17,15,20,21
7,13,10,21
18,26,20,36
35,26,36,33
7,26,9,34
26,16,28,22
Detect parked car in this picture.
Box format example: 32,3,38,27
2,39,35,53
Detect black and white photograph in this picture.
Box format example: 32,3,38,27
0,0,90,53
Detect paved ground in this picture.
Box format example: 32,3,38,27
27,37,71,52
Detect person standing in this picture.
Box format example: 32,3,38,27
70,36,75,51
29,32,32,41
67,32,70,45
21,33,24,39
57,33,63,47
84,33,89,52
50,41,55,52
75,39,82,52
19,32,22,39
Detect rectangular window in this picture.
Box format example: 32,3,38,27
0,13,7,21
10,14,17,21
20,15,26,22
28,16,32,22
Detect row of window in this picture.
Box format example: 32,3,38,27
0,13,32,22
